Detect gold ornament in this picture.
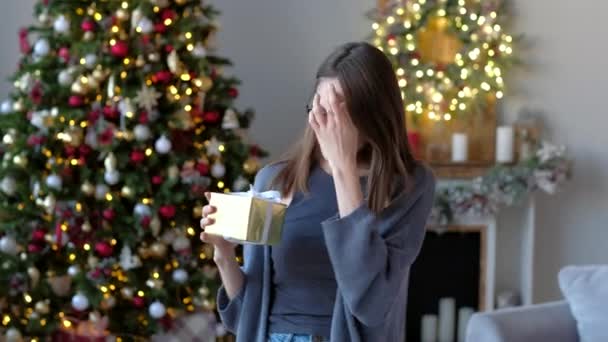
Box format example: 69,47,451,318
192,206,202,218
67,128,84,147
71,79,88,94
34,300,50,314
168,165,179,180
243,156,260,174
88,255,99,268
122,130,134,141
175,0,187,5
120,186,134,198
83,31,94,41
195,76,213,92
136,55,146,67
116,9,129,21
150,242,168,258
81,181,94,196
92,68,106,81
148,52,160,62
12,154,28,168
82,220,92,233
150,216,161,237
120,287,134,299
42,194,56,214
28,267,40,287
198,286,210,297
87,75,100,89
47,275,71,297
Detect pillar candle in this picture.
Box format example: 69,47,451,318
451,133,468,162
438,297,456,342
496,126,514,163
421,314,438,342
457,307,475,342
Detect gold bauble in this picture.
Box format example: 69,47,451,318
67,128,84,146
121,287,134,299
120,186,134,198
81,181,94,196
116,9,129,21
135,55,146,67
175,0,187,5
122,130,134,141
71,80,88,94
82,220,92,233
197,76,213,92
83,31,94,41
192,206,202,218
198,286,210,297
28,267,40,287
150,216,161,237
34,300,50,314
92,68,105,81
243,157,260,175
12,154,27,168
87,76,100,89
150,242,167,258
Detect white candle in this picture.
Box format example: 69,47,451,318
457,307,475,342
451,133,468,162
496,126,514,163
421,314,438,342
438,297,456,342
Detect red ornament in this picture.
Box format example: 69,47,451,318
81,19,95,32
152,175,163,185
164,45,174,53
139,111,149,124
58,47,70,63
79,144,92,156
27,135,45,147
196,162,209,176
94,241,113,257
31,83,43,105
154,22,166,34
130,149,146,164
102,208,116,221
61,166,73,178
110,40,129,58
161,9,176,21
99,127,114,145
159,205,176,219
27,243,43,253
203,111,220,123
68,95,84,107
87,109,101,124
103,106,119,120
31,228,46,242
228,87,239,98
18,28,31,54
133,296,145,308
249,145,261,157
141,216,151,228
153,71,172,84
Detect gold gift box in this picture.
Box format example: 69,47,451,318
205,192,286,245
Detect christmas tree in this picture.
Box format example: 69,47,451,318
0,0,265,339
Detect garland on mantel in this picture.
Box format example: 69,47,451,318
429,141,572,226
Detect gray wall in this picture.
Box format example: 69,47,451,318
1,0,606,303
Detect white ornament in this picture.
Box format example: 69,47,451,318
95,184,109,200
17,73,33,92
58,69,74,86
133,124,151,141
53,15,70,34
168,165,179,180
104,170,120,185
0,236,18,256
32,181,41,198
206,137,223,157
192,43,207,58
1,100,13,114
71,293,90,311
134,204,151,217
172,269,188,284
149,301,166,319
119,246,142,270
155,135,172,154
131,7,144,32
5,328,22,342
211,161,226,178
67,265,80,277
172,235,191,252
46,174,62,190
167,50,181,74
84,53,97,68
33,38,50,57
1,176,17,196
232,175,250,191
135,84,161,112
137,17,154,34
104,152,117,170
54,232,69,246
222,108,240,129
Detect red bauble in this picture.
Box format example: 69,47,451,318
249,145,261,157
81,19,95,32
31,228,46,242
68,95,84,107
154,22,166,34
99,127,114,145
87,109,101,124
203,111,220,123
103,106,119,120
133,296,145,308
27,135,45,147
161,9,176,21
141,216,151,228
139,111,149,124
110,41,129,58
196,162,209,176
228,87,239,98
152,175,163,185
153,71,172,84
31,83,43,105
19,28,31,54
58,47,70,63
94,241,113,257
102,208,116,221
159,205,176,219
130,149,146,164
27,243,43,253
164,44,174,53
64,145,76,156
79,144,92,156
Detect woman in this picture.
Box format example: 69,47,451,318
200,42,435,342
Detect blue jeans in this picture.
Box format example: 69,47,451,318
267,333,329,342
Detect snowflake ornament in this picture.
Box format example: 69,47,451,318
135,84,161,112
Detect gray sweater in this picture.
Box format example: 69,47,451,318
217,162,436,341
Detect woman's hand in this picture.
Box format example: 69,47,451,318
199,192,236,263
308,84,359,175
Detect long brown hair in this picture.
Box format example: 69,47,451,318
271,42,417,213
